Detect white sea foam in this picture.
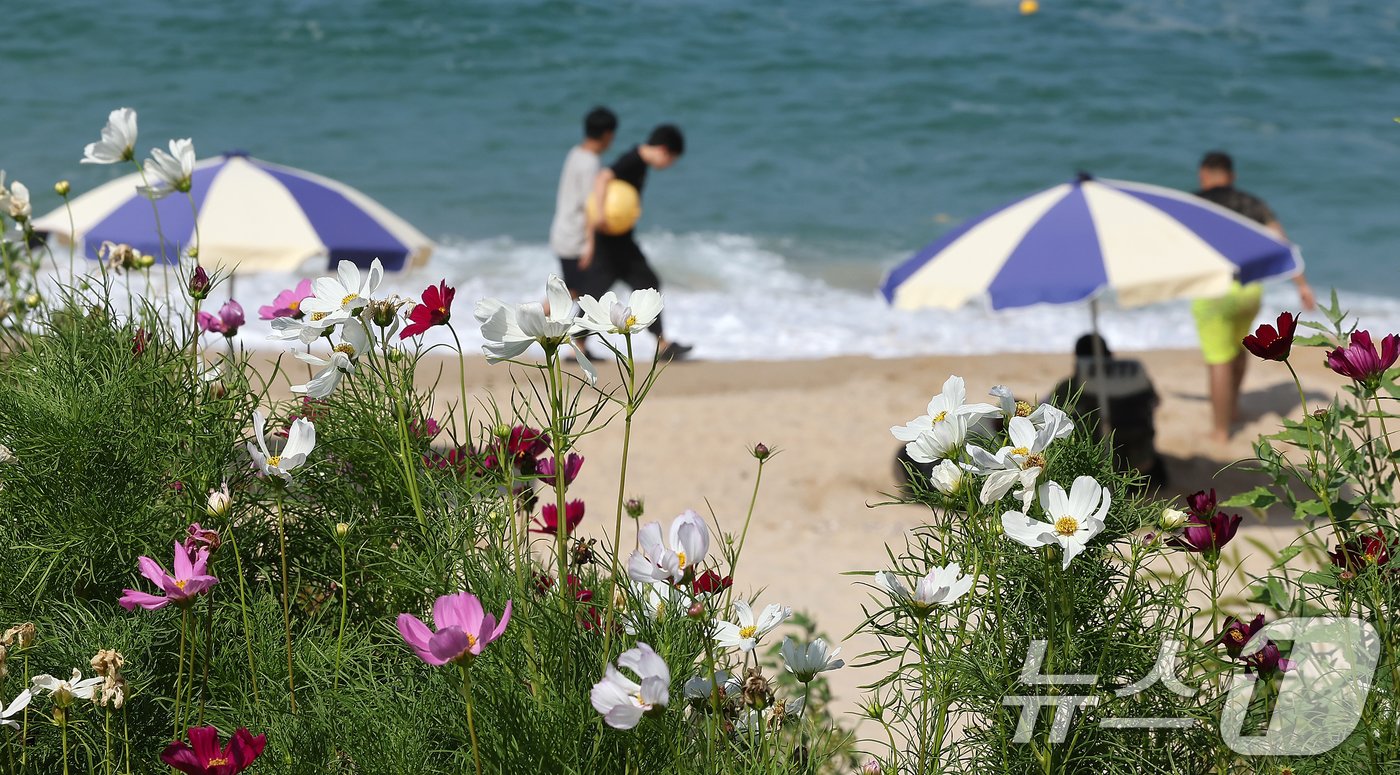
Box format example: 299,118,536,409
46,231,1400,363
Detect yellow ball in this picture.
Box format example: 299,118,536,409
1020,0,1039,14
587,179,642,236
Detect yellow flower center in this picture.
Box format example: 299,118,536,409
310,311,329,321
1054,516,1079,536
739,625,758,639
1023,453,1046,470
655,601,667,618
932,411,948,423
676,551,687,568
288,300,301,312
341,293,358,306
174,580,187,590
1229,630,1245,643
333,343,356,357
467,633,478,648
625,314,637,328
1014,400,1033,417
267,455,281,468
208,758,229,766
1011,446,1030,457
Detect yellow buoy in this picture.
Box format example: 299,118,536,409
1020,0,1039,14
587,179,642,236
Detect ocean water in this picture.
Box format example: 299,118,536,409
7,0,1400,359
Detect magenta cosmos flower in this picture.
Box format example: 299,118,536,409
400,280,455,339
530,499,585,536
1167,511,1242,555
396,592,512,666
119,541,218,611
259,278,313,321
161,726,266,775
535,453,584,486
1326,330,1399,389
197,300,245,337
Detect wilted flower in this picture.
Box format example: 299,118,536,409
197,300,245,337
591,642,671,730
1325,330,1399,390
714,599,791,653
301,259,385,319
0,446,14,466
781,637,844,682
89,649,127,709
535,453,584,486
627,510,711,584
1,623,35,650
292,319,370,399
30,669,103,708
875,563,975,614
81,107,138,164
259,278,313,321
475,275,596,383
574,288,663,336
400,280,455,339
119,541,218,611
742,666,773,710
137,138,196,198
206,484,231,519
98,240,141,271
1242,311,1297,362
529,499,585,536
246,410,316,483
396,591,512,666
162,726,267,775
183,523,222,553
1001,476,1111,569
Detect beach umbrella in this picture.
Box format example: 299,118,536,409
32,151,434,274
881,173,1303,429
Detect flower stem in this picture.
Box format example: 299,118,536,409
173,606,188,740
460,665,483,775
334,537,349,690
274,494,298,713
447,322,470,421
726,455,768,614
225,523,261,702
601,334,638,664
60,714,69,775
104,705,112,775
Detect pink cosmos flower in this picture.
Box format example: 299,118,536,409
259,279,313,321
1325,330,1399,389
396,591,511,666
118,541,218,611
197,300,245,337
161,726,266,775
535,453,584,486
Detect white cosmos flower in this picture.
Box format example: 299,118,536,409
269,312,344,345
31,669,103,708
781,637,844,683
624,580,693,635
891,375,1000,443
930,459,964,495
301,259,384,319
875,563,975,613
714,600,791,653
575,288,663,336
1,690,31,730
683,671,740,704
627,509,711,584
136,138,196,199
475,275,597,384
591,642,671,730
2,182,30,220
246,410,316,483
82,107,138,164
292,319,369,399
1001,476,1111,570
904,413,969,465
965,408,1072,508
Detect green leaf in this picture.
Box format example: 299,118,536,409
1271,545,1304,569
1294,499,1331,520
1299,569,1339,589
1246,577,1291,611
1293,333,1335,348
1223,486,1278,510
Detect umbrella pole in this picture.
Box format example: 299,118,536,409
1089,298,1113,448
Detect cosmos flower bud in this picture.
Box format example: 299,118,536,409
625,497,644,519
687,601,705,619
138,253,156,269
742,667,772,711
1160,507,1188,530
206,484,231,519
336,522,350,538
188,266,210,300
54,180,71,197
751,443,770,460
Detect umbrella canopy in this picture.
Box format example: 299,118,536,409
881,174,1301,311
33,151,434,274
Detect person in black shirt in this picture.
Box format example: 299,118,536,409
1190,151,1316,443
580,124,693,361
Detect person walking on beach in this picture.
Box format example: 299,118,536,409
1191,150,1317,443
581,124,693,361
550,106,616,299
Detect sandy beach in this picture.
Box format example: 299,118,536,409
263,345,1341,719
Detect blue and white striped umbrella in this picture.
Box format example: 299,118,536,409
33,151,434,273
881,175,1302,311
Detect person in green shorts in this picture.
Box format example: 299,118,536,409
1193,151,1316,443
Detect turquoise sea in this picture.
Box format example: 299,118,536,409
6,0,1400,357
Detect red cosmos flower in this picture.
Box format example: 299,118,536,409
1216,614,1265,660
1242,312,1296,362
506,426,550,463
530,500,585,536
536,453,584,487
161,726,266,775
400,280,455,339
1330,529,1396,573
132,327,151,356
1186,489,1217,518
1326,330,1400,389
1167,511,1242,554
691,569,733,596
